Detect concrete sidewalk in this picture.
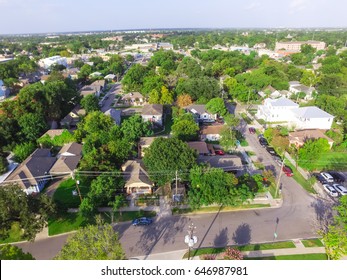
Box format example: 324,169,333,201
133,239,328,260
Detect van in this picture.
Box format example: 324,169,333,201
320,172,334,183
332,184,347,196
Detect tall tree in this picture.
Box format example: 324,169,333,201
143,137,197,186
171,114,199,141
18,113,48,142
55,216,125,260
206,97,228,117
0,184,55,241
81,94,100,113
177,94,193,108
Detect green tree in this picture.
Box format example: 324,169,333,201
0,244,35,260
171,114,199,141
122,64,148,92
321,225,347,260
143,137,197,186
0,155,8,173
188,166,246,209
298,138,330,170
148,89,161,104
13,142,36,162
220,126,237,151
0,184,55,241
78,64,93,80
55,216,126,260
121,114,152,142
18,113,47,142
81,94,100,113
160,86,174,105
206,97,227,117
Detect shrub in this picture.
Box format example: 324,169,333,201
223,247,243,260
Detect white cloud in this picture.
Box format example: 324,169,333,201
244,1,261,11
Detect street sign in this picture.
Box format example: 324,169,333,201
274,232,278,239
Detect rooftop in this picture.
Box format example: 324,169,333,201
142,104,163,116
292,106,334,119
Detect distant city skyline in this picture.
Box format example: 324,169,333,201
0,0,346,35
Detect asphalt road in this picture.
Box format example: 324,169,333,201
100,83,122,113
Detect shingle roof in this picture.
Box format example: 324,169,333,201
292,106,334,119
49,155,82,174
187,141,209,154
122,160,153,187
201,125,225,135
104,109,121,125
185,104,208,115
58,143,82,156
142,104,163,116
269,97,298,107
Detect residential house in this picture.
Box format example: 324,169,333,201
200,124,225,141
121,159,153,195
5,149,56,194
141,104,163,126
138,137,156,158
187,141,210,155
288,130,334,149
185,104,217,123
256,97,299,122
64,68,79,80
0,80,10,101
60,105,86,128
256,97,334,130
290,106,334,130
49,143,82,175
289,81,315,100
104,109,121,125
39,55,67,69
121,92,145,106
80,80,106,98
197,155,243,173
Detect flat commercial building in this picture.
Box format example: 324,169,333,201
275,41,326,52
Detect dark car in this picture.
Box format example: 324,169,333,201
313,173,328,184
248,127,256,134
266,147,277,155
259,137,269,147
258,134,264,139
328,171,345,183
132,217,153,226
215,150,225,155
282,166,293,177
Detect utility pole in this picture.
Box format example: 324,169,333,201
71,170,82,203
175,170,178,195
275,155,285,198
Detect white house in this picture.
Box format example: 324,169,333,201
185,104,217,123
289,81,315,100
0,80,10,100
256,97,299,122
256,97,334,130
141,104,163,126
200,125,225,141
39,56,67,69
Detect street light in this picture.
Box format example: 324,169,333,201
184,223,198,260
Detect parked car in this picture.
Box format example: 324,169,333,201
266,147,278,156
248,127,256,134
332,184,347,196
259,138,269,147
328,172,345,183
215,150,225,155
258,134,264,139
320,172,334,183
313,173,327,184
274,158,283,167
323,184,339,197
132,217,153,226
282,166,293,177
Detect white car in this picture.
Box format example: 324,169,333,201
323,184,338,197
320,172,334,183
332,184,347,196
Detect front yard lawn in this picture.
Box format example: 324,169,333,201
245,253,327,260
172,204,270,215
0,222,25,244
301,238,324,248
53,179,89,208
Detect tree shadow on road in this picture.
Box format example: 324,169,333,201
310,198,334,232
232,223,252,245
213,227,229,248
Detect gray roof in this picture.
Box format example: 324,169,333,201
122,160,152,187
49,155,82,174
292,106,334,119
104,109,121,125
58,143,82,156
185,104,208,115
197,155,243,171
270,97,298,107
187,141,210,154
142,104,163,116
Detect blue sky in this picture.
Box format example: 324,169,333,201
0,0,346,34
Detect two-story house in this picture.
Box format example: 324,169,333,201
121,92,145,106
141,104,163,126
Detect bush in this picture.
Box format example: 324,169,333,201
13,142,36,162
201,254,216,260
223,247,243,260
0,156,8,173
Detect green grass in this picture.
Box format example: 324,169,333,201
301,238,324,248
246,151,256,156
184,241,296,259
0,222,25,244
245,254,328,260
315,152,347,171
172,204,270,215
48,210,157,236
53,179,90,208
284,160,316,194
240,139,249,146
